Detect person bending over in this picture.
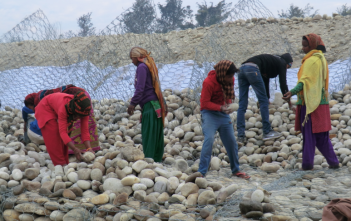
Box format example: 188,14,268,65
237,53,293,143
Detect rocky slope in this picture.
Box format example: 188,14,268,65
0,15,350,72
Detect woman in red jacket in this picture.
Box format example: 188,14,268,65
23,84,100,154
35,91,92,166
199,60,250,179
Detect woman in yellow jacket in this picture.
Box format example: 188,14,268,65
283,34,339,170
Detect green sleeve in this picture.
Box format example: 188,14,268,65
290,82,303,95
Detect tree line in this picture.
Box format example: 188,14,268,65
66,1,351,37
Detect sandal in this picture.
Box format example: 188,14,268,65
233,171,250,180
301,168,314,171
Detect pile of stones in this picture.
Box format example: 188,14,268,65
239,188,275,219
1,82,351,220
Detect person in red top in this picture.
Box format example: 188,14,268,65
23,84,100,154
35,92,92,166
198,60,250,179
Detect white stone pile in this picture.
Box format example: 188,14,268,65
1,83,351,220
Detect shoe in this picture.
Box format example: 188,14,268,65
330,164,340,169
263,131,282,141
237,136,246,145
233,171,250,180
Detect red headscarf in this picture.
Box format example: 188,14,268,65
24,93,37,107
65,91,92,135
24,84,79,107
214,60,235,101
303,33,326,52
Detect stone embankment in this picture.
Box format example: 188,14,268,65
0,14,350,72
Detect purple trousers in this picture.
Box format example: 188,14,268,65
300,106,339,170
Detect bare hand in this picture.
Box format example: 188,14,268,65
283,92,292,101
127,105,135,115
73,148,83,162
221,105,231,114
288,101,296,112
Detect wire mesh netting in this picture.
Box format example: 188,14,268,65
0,0,351,220
189,0,292,104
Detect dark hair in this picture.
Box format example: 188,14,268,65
226,63,238,75
24,100,32,107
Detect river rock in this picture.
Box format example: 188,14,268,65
198,190,215,205
83,151,95,162
210,157,221,170
24,168,40,180
103,178,132,195
132,160,148,173
3,209,20,221
121,176,140,186
12,169,23,181
50,210,65,221
167,177,179,194
251,189,264,202
180,183,199,197
261,163,280,173
113,192,129,205
121,147,145,162
91,168,103,181
22,180,41,191
63,189,76,200
62,208,90,221
77,180,91,190
91,193,109,205
14,203,51,216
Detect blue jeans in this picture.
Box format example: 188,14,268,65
237,65,272,137
198,110,240,175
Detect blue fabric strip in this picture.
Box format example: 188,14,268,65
39,90,47,100
30,119,42,136
22,107,34,122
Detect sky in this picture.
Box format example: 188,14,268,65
0,0,349,35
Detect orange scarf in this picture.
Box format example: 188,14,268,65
143,53,166,126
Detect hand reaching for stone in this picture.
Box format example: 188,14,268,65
73,148,83,162
221,105,231,114
283,92,292,101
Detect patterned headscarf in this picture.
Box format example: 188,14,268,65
24,93,36,106
130,47,166,126
65,91,92,133
24,84,77,107
214,60,235,101
303,33,326,52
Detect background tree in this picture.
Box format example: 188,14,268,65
180,6,196,30
77,12,96,37
278,3,319,18
157,0,192,33
120,0,156,34
336,4,351,16
195,0,232,27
